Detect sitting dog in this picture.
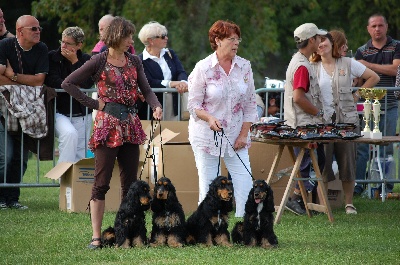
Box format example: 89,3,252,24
231,179,278,248
149,177,186,247
102,180,152,248
186,176,234,246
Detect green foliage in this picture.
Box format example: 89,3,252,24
30,0,400,85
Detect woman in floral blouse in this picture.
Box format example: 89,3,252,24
187,20,258,217
61,17,162,249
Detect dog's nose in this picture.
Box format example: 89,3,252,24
255,192,260,197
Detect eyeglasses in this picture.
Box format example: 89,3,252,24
59,40,77,46
153,34,168,39
227,37,242,43
21,26,43,32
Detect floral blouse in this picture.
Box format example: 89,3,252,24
89,57,146,150
187,52,258,157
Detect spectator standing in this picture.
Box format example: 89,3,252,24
91,14,114,55
188,20,258,217
0,15,49,209
0,8,14,40
61,17,162,249
310,30,379,214
354,14,400,195
283,23,327,215
138,21,188,120
45,26,94,163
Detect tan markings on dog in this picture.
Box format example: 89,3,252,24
214,234,232,247
103,232,115,241
204,234,213,246
186,235,195,244
156,191,168,200
132,236,145,247
154,213,181,228
248,238,257,247
150,234,166,247
210,216,218,225
120,238,131,248
140,197,150,205
256,191,267,200
218,188,231,201
167,234,183,248
261,238,273,249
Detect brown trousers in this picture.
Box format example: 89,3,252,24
91,143,139,201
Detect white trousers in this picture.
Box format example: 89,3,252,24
55,113,92,163
192,145,253,217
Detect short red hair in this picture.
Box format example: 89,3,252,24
208,20,241,51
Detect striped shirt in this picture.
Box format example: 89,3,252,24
355,36,400,109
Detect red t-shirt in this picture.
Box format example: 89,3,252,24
293,66,309,93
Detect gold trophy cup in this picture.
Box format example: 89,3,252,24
370,89,387,139
358,88,374,138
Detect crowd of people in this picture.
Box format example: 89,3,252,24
0,8,399,249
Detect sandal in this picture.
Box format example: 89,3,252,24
345,204,357,215
87,238,102,250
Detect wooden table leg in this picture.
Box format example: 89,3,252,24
309,150,334,223
266,144,284,185
275,147,305,224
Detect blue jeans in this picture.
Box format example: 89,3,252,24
0,121,29,204
356,106,398,185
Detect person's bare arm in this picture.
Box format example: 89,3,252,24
293,88,319,115
358,58,400,77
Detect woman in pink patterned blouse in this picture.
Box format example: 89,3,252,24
187,20,258,217
62,17,162,249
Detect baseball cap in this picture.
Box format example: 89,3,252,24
294,23,327,43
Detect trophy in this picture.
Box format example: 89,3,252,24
370,89,387,139
358,88,373,138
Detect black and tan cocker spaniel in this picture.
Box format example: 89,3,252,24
186,175,234,247
102,180,152,248
149,177,186,247
231,179,278,248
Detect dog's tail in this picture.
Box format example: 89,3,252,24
231,221,244,244
101,226,116,247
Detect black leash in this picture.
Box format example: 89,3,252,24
214,127,255,181
139,117,158,181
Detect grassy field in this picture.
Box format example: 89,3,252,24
1,160,399,265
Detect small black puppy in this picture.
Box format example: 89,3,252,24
232,179,278,248
186,176,234,246
102,180,152,248
149,177,186,247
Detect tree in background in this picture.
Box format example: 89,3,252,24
30,0,400,87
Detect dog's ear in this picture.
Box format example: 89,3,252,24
265,185,275,212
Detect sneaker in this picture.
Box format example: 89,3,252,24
285,198,306,215
0,202,8,210
8,202,28,210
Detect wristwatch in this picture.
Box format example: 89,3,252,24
316,109,324,118
10,74,18,82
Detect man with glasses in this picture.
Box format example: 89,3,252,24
45,26,93,164
0,15,48,210
284,23,327,215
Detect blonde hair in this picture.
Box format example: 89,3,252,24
138,21,167,46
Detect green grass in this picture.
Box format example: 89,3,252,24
1,160,400,264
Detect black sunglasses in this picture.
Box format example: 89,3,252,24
154,34,167,39
21,26,43,32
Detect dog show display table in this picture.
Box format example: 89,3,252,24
251,136,400,224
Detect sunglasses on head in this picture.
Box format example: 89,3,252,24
21,26,43,32
154,34,167,39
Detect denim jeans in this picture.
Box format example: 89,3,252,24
0,121,29,204
356,106,398,185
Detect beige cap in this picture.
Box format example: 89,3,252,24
294,23,327,43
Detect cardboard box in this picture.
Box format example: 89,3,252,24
176,191,199,213
316,175,344,209
45,158,121,212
